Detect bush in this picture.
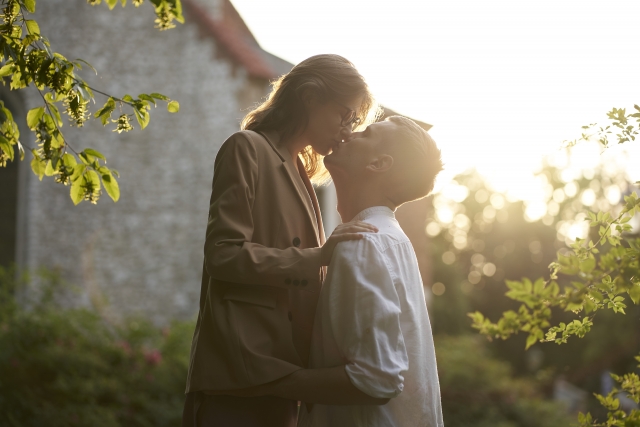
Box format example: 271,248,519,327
0,267,194,427
436,335,573,427
0,267,574,426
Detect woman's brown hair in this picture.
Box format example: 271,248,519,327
241,54,379,184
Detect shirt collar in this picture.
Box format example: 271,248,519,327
351,206,395,222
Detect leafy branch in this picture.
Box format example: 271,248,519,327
87,0,184,31
471,106,640,426
577,356,640,427
469,192,640,349
0,0,181,204
565,104,640,152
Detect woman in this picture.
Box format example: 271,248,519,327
182,55,380,427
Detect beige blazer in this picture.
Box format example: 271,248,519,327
185,129,326,393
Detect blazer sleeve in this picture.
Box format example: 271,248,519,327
203,132,322,290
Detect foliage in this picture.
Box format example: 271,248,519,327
427,168,564,338
87,0,184,31
0,266,193,427
566,105,640,151
464,109,640,426
0,0,181,205
576,357,640,427
436,335,573,427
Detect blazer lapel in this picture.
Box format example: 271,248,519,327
259,130,321,246
297,160,326,246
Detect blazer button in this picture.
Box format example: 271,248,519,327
301,280,308,286
293,237,301,247
293,279,300,286
288,311,293,321
285,278,291,285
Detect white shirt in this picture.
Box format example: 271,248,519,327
299,206,444,427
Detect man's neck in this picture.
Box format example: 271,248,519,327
335,180,395,223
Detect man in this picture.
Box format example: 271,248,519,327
231,116,444,427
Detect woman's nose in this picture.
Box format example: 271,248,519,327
339,126,352,141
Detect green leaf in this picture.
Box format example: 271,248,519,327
167,100,180,113
579,256,596,274
133,107,150,130
101,172,120,202
525,333,538,350
630,284,640,305
30,150,45,180
70,164,85,182
0,63,13,77
0,136,13,162
584,298,596,314
48,103,63,127
76,82,92,102
44,160,55,176
75,58,97,75
25,20,40,36
62,153,77,166
149,92,169,101
23,0,36,12
174,0,184,23
70,179,83,205
26,107,45,129
106,0,118,9
83,148,106,161
138,94,157,106
86,169,100,184
95,98,116,126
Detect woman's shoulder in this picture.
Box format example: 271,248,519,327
222,130,271,151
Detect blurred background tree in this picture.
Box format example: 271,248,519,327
427,160,639,422
436,335,572,427
452,108,640,425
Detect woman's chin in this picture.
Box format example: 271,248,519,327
314,146,332,156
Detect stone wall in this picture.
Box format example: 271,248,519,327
19,0,261,323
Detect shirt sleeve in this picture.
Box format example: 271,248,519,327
326,236,409,399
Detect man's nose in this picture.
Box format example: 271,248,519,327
343,130,363,142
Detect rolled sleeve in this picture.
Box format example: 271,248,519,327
326,237,409,399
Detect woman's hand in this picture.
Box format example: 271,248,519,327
320,221,378,266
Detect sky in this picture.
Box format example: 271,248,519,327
230,0,640,201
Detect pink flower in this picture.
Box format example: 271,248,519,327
144,349,162,366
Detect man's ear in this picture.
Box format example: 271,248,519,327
366,154,394,174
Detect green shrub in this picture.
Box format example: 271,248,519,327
0,267,193,427
436,335,573,427
0,267,574,426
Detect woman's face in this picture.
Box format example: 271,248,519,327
302,96,362,156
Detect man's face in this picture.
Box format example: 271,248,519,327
324,120,398,178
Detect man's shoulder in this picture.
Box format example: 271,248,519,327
333,227,407,263
361,217,410,252
332,234,384,265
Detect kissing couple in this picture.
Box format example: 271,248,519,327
182,54,445,427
